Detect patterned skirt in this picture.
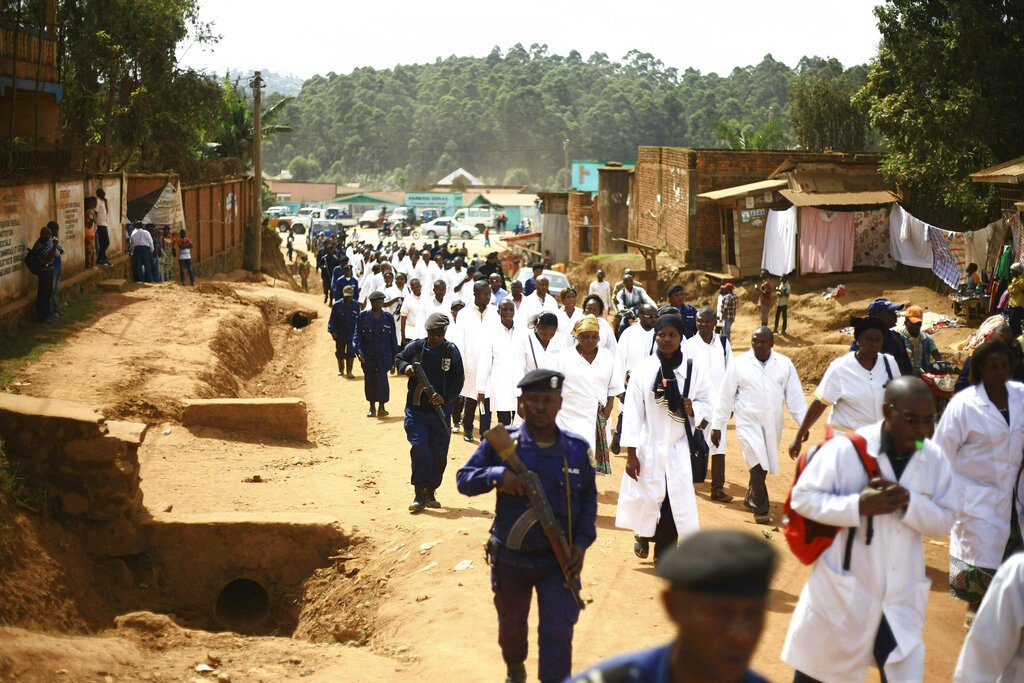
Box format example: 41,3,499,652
950,511,1023,603
594,406,611,475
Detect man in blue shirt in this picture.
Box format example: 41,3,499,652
457,369,597,683
328,285,360,378
567,530,775,683
666,284,698,339
353,291,398,417
396,312,465,512
523,262,544,296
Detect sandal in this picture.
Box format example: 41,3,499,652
633,535,650,559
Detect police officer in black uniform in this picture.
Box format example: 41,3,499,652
457,369,598,683
395,312,465,513
353,290,399,417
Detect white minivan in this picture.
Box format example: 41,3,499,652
451,207,495,229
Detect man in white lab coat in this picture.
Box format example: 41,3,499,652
516,275,559,328
711,327,806,524
954,552,1024,683
454,281,497,443
610,303,657,454
782,377,958,683
683,306,734,503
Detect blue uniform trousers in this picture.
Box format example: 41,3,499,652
491,548,580,683
404,406,451,489
362,364,390,404
334,325,356,359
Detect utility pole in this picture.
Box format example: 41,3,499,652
245,71,265,273
563,138,570,190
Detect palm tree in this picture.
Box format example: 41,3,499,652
212,75,294,164
713,117,786,150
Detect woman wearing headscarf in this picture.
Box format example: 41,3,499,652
933,339,1024,626
582,293,617,356
615,314,711,561
551,314,624,474
788,316,901,458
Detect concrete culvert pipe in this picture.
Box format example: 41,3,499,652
215,578,270,633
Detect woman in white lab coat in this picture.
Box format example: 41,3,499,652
615,314,711,561
551,314,623,474
475,298,521,426
555,287,583,348
954,552,1024,683
932,339,1024,624
518,310,562,375
789,317,901,457
582,293,617,356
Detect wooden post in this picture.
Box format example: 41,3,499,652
245,71,264,272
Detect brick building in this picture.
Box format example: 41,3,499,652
630,147,881,269
1,0,62,143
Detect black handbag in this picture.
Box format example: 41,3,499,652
682,358,709,483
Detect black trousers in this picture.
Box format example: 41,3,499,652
650,492,678,562
462,397,491,439
35,268,54,322
775,305,788,332
747,465,769,516
793,616,896,683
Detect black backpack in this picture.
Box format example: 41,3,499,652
23,247,41,275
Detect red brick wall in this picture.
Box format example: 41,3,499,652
567,191,593,265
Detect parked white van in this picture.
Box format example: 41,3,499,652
451,207,495,229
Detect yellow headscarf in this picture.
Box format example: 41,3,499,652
572,314,601,338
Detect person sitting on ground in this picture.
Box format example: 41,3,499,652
568,530,775,683
899,305,942,374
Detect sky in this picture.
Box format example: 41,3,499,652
177,0,884,80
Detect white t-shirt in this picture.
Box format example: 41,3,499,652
96,197,109,226
814,351,901,430
401,293,425,341
589,280,611,311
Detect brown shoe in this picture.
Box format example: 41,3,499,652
711,489,734,503
754,513,772,525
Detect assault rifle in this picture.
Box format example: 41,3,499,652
412,361,447,423
482,424,585,610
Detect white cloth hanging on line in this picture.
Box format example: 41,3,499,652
889,203,934,268
761,206,797,276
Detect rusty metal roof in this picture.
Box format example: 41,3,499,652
971,156,1024,184
779,189,901,207
697,179,788,201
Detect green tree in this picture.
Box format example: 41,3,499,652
503,167,531,187
288,155,321,181
713,117,786,150
790,59,869,151
856,0,1024,225
212,76,294,165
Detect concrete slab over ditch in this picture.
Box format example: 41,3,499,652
181,397,307,440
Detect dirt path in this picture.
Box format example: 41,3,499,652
3,269,974,681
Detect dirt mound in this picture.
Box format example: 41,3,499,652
0,511,112,633
262,229,301,291
566,254,645,290
789,344,850,386
293,543,386,646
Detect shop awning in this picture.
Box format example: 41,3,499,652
779,189,900,207
697,179,788,201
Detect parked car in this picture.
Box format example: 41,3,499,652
265,205,291,217
359,209,384,228
514,268,569,300
419,217,479,240
451,206,495,229
287,207,327,233
418,209,440,223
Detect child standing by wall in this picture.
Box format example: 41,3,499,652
177,229,195,285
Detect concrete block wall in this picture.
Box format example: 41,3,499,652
0,393,146,523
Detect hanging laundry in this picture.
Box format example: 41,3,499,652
945,229,968,283
799,208,855,274
995,244,1013,281
929,227,960,289
888,204,934,268
852,208,895,269
963,220,999,273
1008,212,1024,261
761,206,797,276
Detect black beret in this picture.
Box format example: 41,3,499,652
657,530,776,598
450,300,466,310
667,284,684,297
368,291,385,301
424,312,450,332
517,369,565,394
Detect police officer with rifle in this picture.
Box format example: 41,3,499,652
395,312,464,513
456,369,598,683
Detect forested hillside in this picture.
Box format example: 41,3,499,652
262,46,869,190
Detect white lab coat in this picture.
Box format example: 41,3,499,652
614,323,655,385
713,350,806,474
932,382,1024,569
954,553,1024,683
815,351,901,430
683,332,732,456
476,320,520,411
516,291,558,328
518,330,562,376
555,306,583,347
597,316,617,356
615,353,711,539
400,293,424,341
551,346,623,452
453,304,496,400
781,422,958,683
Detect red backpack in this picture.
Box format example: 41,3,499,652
783,430,881,567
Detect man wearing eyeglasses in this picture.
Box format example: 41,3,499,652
782,376,959,683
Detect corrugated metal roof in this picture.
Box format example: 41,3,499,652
779,189,900,207
697,179,788,201
971,156,1024,184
